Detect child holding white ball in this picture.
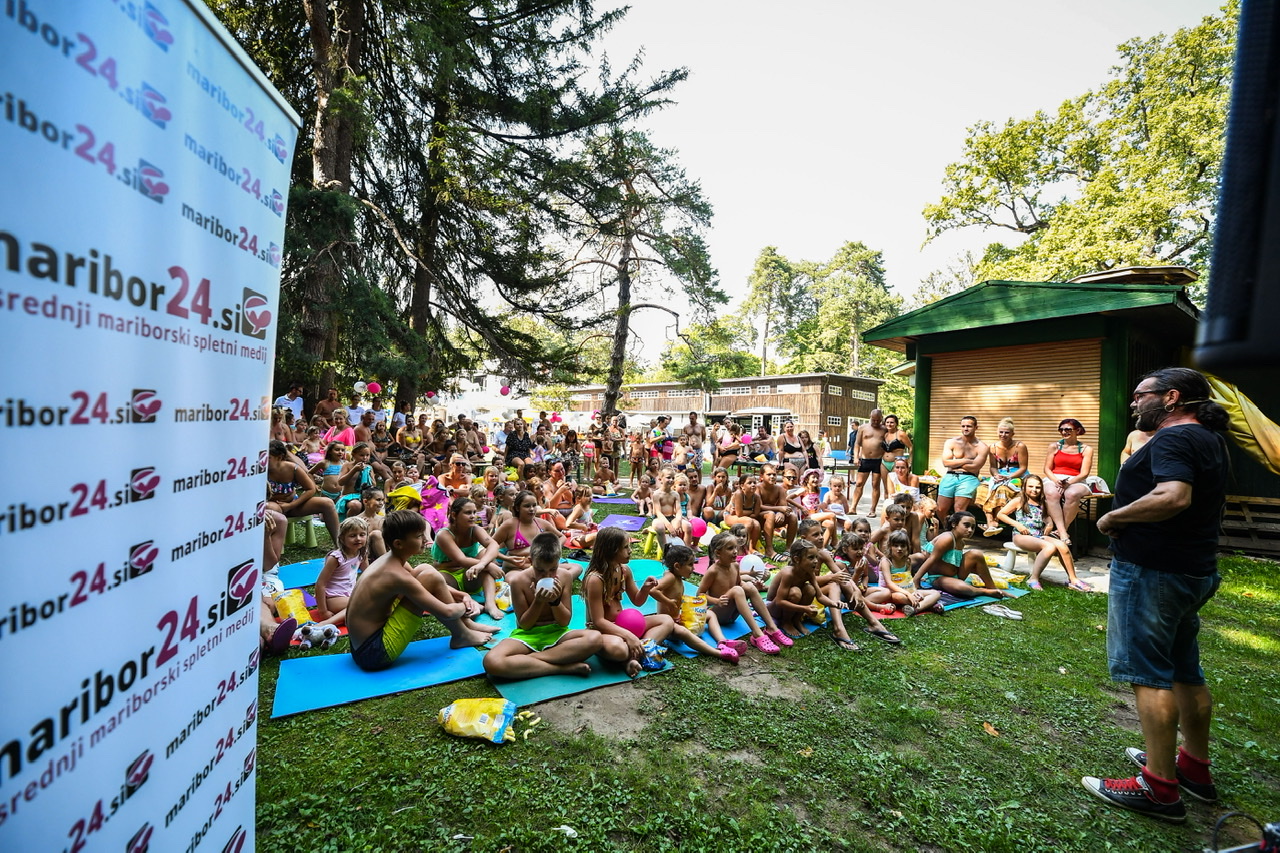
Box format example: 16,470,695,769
482,532,603,680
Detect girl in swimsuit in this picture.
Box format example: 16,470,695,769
797,430,821,471
310,442,348,501
702,467,731,526
314,516,369,627
582,527,674,676
562,485,599,549
431,496,506,621
997,475,1089,591
266,440,341,546
300,427,323,465
913,511,1013,601
542,461,574,514
370,421,394,466
1042,418,1095,545
494,490,556,572
724,475,764,555
816,474,849,547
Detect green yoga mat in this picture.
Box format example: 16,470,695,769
492,654,670,707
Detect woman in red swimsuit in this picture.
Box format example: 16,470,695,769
1041,418,1095,545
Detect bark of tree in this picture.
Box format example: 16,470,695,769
602,235,633,420
300,0,364,399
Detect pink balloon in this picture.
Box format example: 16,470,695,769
500,386,511,396
689,517,708,539
367,381,381,395
482,446,490,453
426,391,436,398
614,608,646,639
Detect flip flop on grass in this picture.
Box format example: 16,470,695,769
833,636,862,652
863,627,901,645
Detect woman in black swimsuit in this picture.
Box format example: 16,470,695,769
880,415,911,463
779,421,805,469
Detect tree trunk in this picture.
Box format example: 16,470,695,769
602,238,633,419
300,0,364,390
759,309,770,377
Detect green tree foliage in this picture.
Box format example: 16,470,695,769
654,317,764,391
742,247,809,374
910,251,979,309
777,242,901,377
923,2,1236,303
552,129,723,417
211,2,685,403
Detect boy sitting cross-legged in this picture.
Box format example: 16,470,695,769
346,510,496,672
483,532,604,679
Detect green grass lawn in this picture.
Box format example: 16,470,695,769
259,502,1280,852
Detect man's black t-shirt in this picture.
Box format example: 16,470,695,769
1112,423,1226,576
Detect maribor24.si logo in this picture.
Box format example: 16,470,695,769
240,289,270,338
131,389,162,422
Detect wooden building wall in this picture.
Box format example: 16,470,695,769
926,339,1104,475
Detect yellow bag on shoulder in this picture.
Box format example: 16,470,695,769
680,595,708,634
438,698,518,744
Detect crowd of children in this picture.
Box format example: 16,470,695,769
261,414,1055,676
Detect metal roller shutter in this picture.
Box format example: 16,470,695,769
927,339,1103,475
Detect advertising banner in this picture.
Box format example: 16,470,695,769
1,1,299,849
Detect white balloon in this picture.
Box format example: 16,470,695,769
740,554,767,575
353,381,368,394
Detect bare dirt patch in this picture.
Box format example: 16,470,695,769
534,683,660,739
1108,697,1141,733
723,657,811,701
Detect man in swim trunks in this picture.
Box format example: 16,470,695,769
682,411,707,473
850,409,888,515
936,415,989,521
482,532,603,679
346,511,495,671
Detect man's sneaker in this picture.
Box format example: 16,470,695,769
1080,774,1187,823
1125,748,1219,803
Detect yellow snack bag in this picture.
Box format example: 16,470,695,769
273,588,311,624
680,595,708,634
438,698,518,743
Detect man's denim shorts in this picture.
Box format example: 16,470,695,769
1106,557,1220,689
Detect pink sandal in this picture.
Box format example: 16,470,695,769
750,633,780,655
766,628,794,648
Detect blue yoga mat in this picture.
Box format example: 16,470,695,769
493,654,670,707
939,585,1030,610
592,495,635,504
271,636,486,717
599,514,646,532
279,558,325,589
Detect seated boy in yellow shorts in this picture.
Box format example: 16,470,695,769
482,532,602,679
347,510,496,671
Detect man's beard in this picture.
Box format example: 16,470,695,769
1135,403,1167,432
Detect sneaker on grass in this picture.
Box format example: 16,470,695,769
1125,748,1219,803
1080,774,1186,823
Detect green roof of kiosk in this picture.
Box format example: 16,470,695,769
863,279,1199,353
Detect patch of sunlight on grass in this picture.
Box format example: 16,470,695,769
1227,584,1280,604
1211,625,1280,654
